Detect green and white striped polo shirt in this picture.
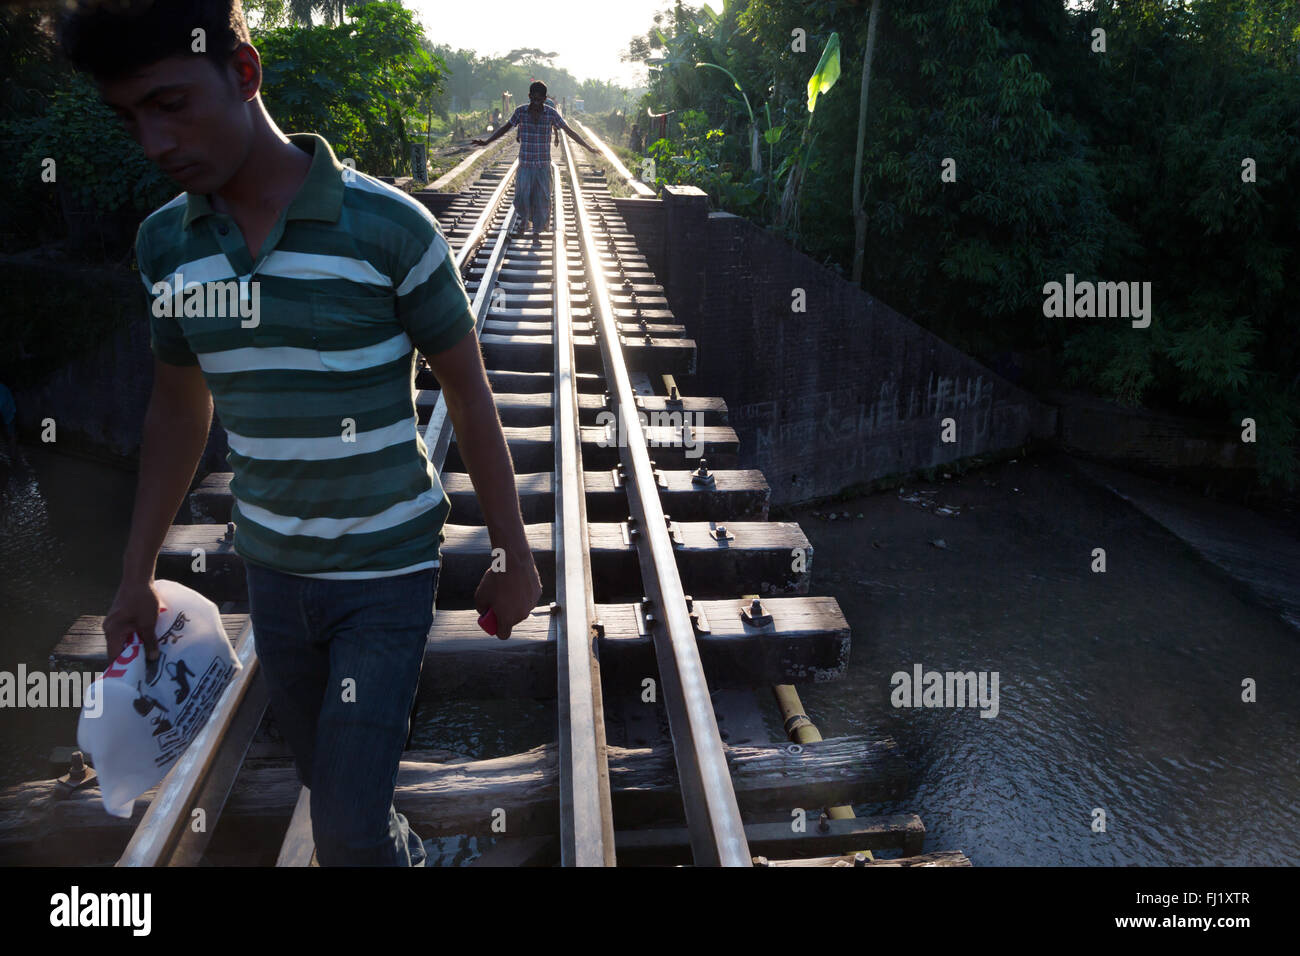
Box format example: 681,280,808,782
136,132,477,579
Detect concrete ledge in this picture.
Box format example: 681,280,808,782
426,137,511,193
1072,456,1300,633
577,120,655,198
1042,387,1254,472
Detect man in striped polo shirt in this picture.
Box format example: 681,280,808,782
62,0,542,866
473,80,592,237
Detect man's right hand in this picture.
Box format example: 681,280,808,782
103,579,164,665
471,138,487,147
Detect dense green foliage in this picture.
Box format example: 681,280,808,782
0,2,441,256
257,2,443,174
626,0,1300,489
3,72,176,240
0,9,175,255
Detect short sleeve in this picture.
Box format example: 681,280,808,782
392,209,477,356
137,223,199,367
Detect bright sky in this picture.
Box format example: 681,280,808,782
405,0,666,87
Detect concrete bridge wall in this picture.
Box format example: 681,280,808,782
618,186,1056,506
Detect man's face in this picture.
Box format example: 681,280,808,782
98,51,255,193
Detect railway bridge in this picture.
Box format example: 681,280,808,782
0,124,1054,866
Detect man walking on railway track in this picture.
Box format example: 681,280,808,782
472,81,593,237
61,0,542,866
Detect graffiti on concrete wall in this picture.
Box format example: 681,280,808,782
740,373,995,463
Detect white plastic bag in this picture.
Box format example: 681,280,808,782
78,579,242,818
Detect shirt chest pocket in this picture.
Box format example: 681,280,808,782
309,290,404,371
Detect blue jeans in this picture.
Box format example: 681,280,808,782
245,561,437,866
514,165,551,231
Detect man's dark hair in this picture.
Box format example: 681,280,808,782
529,81,546,98
58,0,251,83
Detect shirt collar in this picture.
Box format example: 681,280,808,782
181,132,345,230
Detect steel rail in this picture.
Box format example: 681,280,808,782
423,160,520,466
560,138,751,865
452,158,519,274
430,136,509,191
550,161,616,865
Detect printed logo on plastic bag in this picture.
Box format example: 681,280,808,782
77,580,242,818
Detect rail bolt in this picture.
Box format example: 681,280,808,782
56,750,98,792
691,459,714,486
740,596,772,627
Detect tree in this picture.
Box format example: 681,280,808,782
850,0,881,283
256,2,445,174
624,0,1299,487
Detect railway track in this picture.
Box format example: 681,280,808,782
5,128,948,868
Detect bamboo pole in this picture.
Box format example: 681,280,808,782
771,684,872,859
